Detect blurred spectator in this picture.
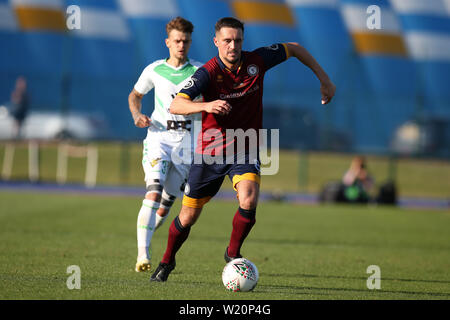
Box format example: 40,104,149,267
342,155,374,203
10,76,30,138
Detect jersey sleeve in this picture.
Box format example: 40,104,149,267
178,66,210,100
253,43,290,72
134,65,154,95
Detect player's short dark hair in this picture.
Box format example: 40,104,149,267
215,17,244,34
166,16,194,36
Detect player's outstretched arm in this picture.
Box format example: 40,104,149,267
285,42,336,105
128,89,151,128
170,95,232,116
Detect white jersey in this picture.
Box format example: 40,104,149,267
134,58,202,197
134,58,202,135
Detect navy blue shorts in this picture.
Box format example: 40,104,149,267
182,155,261,208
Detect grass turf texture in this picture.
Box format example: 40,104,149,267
0,191,449,300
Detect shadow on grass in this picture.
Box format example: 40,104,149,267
263,272,450,284
189,235,450,252
259,272,450,298
257,283,450,298
168,269,450,298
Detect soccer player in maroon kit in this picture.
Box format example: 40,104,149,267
151,17,336,282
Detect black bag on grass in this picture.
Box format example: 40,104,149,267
376,180,397,205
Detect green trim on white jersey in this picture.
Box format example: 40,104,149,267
134,58,202,131
153,63,198,85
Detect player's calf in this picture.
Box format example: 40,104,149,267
136,180,164,270
227,207,256,258
154,190,176,229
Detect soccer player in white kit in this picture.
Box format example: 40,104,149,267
128,17,202,272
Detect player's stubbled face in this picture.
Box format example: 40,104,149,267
166,30,192,61
215,27,243,66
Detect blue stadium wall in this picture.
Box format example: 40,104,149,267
0,0,449,155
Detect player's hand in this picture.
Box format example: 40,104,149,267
320,79,336,105
204,100,232,115
132,112,151,128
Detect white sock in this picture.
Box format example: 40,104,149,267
154,212,169,230
137,199,159,260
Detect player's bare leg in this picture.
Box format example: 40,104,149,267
226,179,259,261
178,204,203,227
236,179,259,210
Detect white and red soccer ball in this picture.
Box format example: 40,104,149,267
222,258,259,292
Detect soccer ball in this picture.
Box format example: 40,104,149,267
222,258,259,292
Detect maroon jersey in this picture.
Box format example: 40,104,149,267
178,43,289,155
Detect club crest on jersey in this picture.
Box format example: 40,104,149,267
247,64,259,77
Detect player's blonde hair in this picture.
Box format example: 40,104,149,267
166,16,194,36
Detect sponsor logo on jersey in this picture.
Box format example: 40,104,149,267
219,84,259,99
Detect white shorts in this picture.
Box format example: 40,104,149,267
142,131,191,198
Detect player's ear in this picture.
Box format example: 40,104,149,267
213,36,219,48
165,38,170,48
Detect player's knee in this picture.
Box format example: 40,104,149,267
239,195,258,210
145,179,163,201
145,191,161,202
236,180,259,210
179,206,202,227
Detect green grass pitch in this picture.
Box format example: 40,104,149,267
0,191,449,300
